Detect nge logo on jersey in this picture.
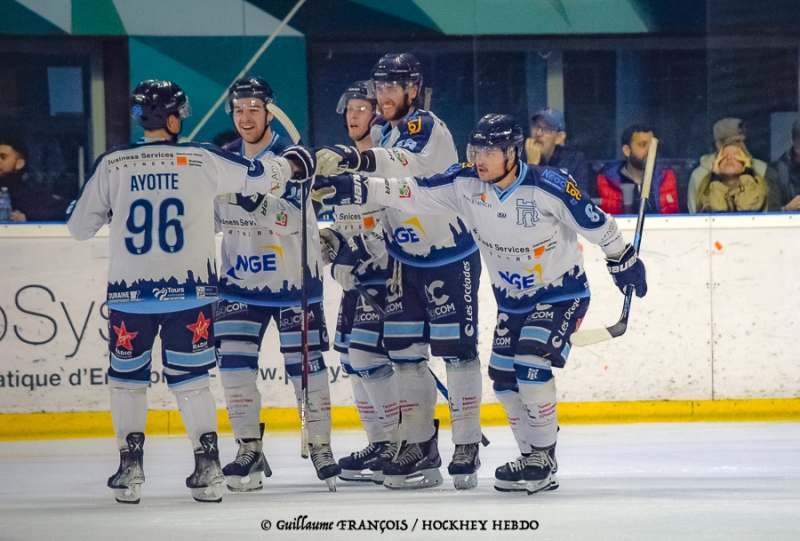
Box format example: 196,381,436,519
499,264,543,290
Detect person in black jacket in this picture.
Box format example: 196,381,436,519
0,135,70,222
766,118,800,212
525,108,592,196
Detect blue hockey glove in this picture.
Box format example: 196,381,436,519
281,145,317,182
606,244,647,297
315,145,362,176
312,174,369,206
318,228,370,290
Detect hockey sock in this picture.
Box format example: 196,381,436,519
290,357,332,445
494,385,532,454
343,357,387,443
350,349,400,442
516,356,558,448
110,386,148,451
221,383,262,441
392,360,437,444
444,356,482,445
174,385,218,449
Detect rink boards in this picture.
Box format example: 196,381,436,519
1,215,799,438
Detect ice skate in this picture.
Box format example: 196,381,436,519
383,420,443,490
338,441,398,483
448,442,480,490
524,444,559,495
309,443,341,492
186,432,225,503
223,423,272,492
494,454,529,492
107,432,145,504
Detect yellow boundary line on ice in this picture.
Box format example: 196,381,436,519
1,398,798,441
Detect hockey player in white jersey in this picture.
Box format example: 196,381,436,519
316,114,648,495
316,81,397,483
66,80,315,504
315,54,484,490
214,77,341,491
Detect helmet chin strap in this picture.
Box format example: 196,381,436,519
488,154,519,185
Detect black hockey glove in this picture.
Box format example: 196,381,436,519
312,174,369,206
281,145,317,182
318,228,369,290
606,244,647,297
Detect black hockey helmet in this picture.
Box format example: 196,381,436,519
468,114,525,161
336,80,377,115
131,80,191,130
225,76,275,114
371,53,422,88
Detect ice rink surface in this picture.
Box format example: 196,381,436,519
1,422,798,541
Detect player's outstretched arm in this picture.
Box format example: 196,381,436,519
281,145,317,182
66,158,111,241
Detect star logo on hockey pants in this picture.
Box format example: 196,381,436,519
187,312,211,344
113,321,138,351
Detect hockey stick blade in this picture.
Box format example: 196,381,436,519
570,319,627,346
353,283,490,446
267,103,301,144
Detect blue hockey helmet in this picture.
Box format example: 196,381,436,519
336,80,377,115
371,53,422,88
131,80,191,130
225,76,275,114
467,114,525,161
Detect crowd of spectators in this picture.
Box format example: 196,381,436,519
3,111,800,222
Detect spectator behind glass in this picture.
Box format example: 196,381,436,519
765,118,800,212
596,124,679,215
687,118,767,214
0,135,71,222
525,107,592,195
695,144,769,213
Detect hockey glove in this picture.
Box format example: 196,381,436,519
315,145,362,177
319,228,370,291
312,174,369,206
318,228,340,265
281,145,317,182
606,244,647,297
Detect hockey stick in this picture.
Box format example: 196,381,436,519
353,282,490,447
266,103,312,458
570,137,658,347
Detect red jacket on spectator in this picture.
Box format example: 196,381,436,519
596,160,679,214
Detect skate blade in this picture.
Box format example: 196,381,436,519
526,474,558,495
452,473,479,490
225,474,263,493
493,479,526,492
338,469,375,482
371,470,386,485
191,484,223,503
325,477,337,492
112,485,141,504
383,469,443,490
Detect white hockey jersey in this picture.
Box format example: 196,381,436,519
215,137,323,306
367,162,627,313
67,141,292,313
369,109,477,267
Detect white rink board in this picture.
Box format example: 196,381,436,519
1,215,799,414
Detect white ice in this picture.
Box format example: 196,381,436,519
1,422,798,541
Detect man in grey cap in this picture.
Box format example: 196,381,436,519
765,118,800,212
525,107,592,194
687,118,767,213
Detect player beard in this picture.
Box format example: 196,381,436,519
628,154,647,171
381,97,412,122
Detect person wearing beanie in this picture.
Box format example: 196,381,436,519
525,108,592,195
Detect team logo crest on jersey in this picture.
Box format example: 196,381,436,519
407,118,422,135
275,211,288,227
187,312,211,344
114,321,138,351
516,198,539,227
398,182,411,198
